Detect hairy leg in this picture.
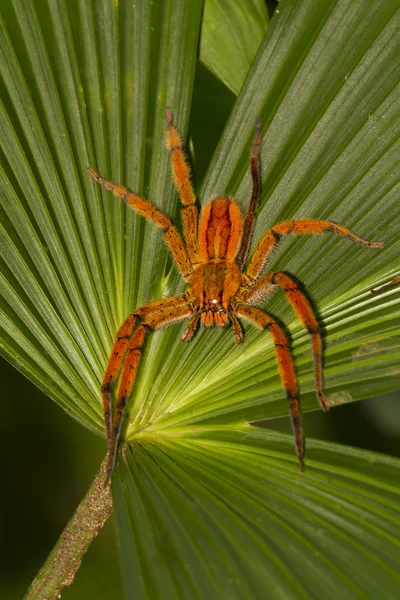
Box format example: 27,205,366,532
236,304,304,470
230,311,244,342
166,109,202,266
102,314,137,446
181,313,200,342
108,322,148,482
88,168,193,280
246,219,384,280
240,272,327,411
235,118,262,268
102,296,193,484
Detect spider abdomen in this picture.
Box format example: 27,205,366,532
199,197,243,262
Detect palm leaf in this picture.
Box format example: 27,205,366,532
200,0,269,94
1,0,400,597
114,425,400,599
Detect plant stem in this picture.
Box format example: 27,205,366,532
24,456,113,600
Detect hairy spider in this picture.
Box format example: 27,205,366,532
89,109,383,485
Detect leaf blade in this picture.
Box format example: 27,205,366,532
126,0,400,436
200,0,269,95
114,425,400,599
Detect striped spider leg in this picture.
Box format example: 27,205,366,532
233,204,383,467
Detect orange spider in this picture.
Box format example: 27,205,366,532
88,109,383,485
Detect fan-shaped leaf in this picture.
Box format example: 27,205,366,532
126,0,400,438
1,0,399,444
114,425,400,599
2,0,400,597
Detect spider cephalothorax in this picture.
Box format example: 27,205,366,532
89,109,383,485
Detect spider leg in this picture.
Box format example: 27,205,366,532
108,322,148,478
181,313,200,342
230,311,244,342
236,118,262,268
239,273,276,305
88,168,193,280
105,300,193,484
102,314,138,446
240,272,326,411
273,272,327,410
166,108,202,266
236,304,304,470
246,219,384,281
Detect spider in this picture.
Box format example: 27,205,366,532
88,109,383,485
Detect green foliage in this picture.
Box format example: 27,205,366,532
200,0,269,94
1,0,400,597
115,426,400,599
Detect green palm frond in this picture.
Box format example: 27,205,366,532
1,0,400,597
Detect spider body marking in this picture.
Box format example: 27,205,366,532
88,109,383,486
191,198,243,329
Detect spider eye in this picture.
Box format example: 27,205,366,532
211,299,217,304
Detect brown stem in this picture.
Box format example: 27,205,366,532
24,456,113,600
